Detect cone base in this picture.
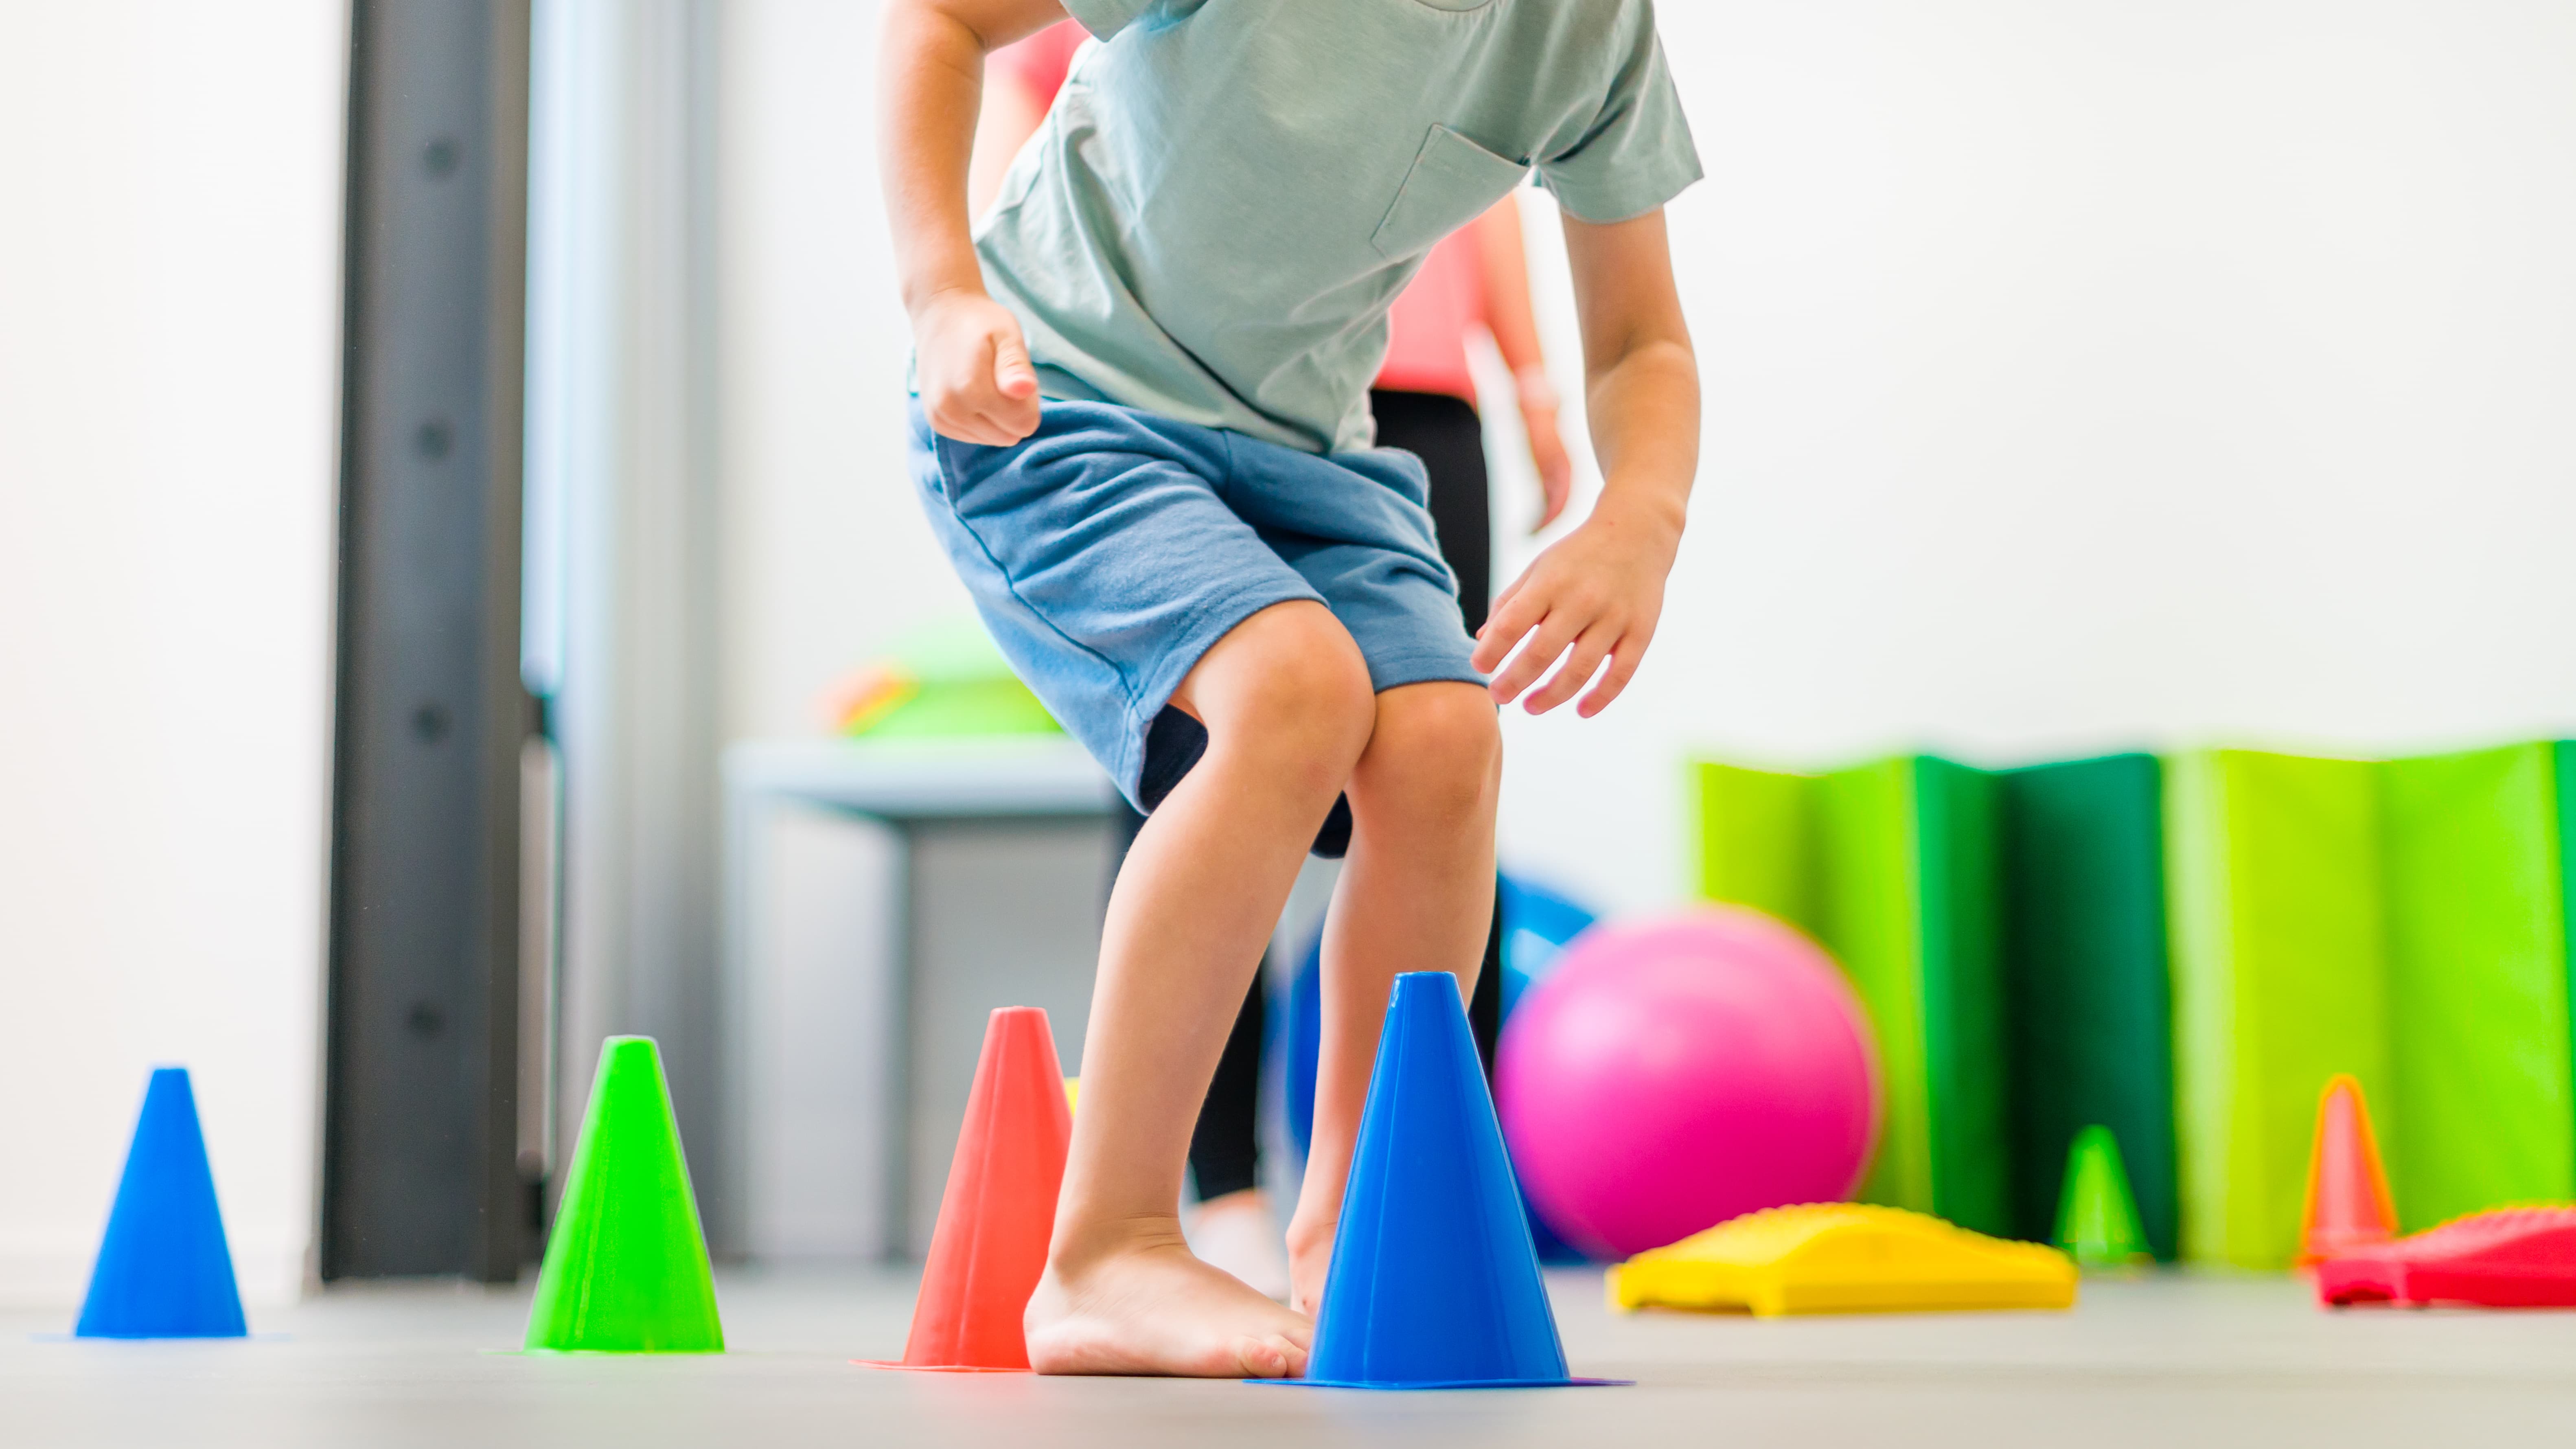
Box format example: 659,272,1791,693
514,1347,724,1357
853,1359,1030,1374
1255,1376,1629,1391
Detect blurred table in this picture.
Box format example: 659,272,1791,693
719,737,1119,1261
724,736,1116,821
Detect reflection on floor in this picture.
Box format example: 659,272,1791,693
11,1267,2576,1447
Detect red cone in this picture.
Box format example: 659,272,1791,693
2298,1073,2396,1266
862,1007,1072,1371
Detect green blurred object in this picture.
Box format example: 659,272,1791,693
523,1038,725,1353
1998,754,2178,1259
1693,755,2009,1236
2563,741,2576,1135
1705,739,2576,1273
833,617,1060,739
2380,742,2574,1230
2054,1125,2154,1267
1693,761,1820,929
2165,749,2390,1270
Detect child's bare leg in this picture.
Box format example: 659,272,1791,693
1283,682,1501,1313
1025,602,1374,1377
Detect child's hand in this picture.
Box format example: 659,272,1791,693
916,288,1041,446
1471,493,1680,717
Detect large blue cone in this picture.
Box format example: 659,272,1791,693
1285,912,1596,1266
75,1068,248,1339
1278,972,1616,1390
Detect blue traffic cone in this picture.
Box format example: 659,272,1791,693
1273,972,1618,1389
75,1068,248,1339
1288,942,1593,1266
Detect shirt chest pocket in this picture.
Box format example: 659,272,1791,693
1370,124,1529,261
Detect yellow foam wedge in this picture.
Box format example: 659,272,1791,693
1608,1203,2078,1317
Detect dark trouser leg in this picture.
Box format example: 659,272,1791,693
1468,879,1503,1073
1369,389,1493,634
1188,972,1267,1200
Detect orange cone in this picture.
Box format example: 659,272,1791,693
2298,1073,2397,1266
861,1007,1072,1371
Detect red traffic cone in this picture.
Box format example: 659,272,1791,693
2298,1074,2396,1266
861,1007,1072,1371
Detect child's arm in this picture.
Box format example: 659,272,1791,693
1470,208,1699,717
968,61,1049,218
880,0,1071,445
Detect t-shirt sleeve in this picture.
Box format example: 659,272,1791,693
1056,0,1154,41
1535,15,1703,225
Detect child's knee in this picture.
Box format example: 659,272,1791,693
1186,602,1375,778
1351,682,1500,822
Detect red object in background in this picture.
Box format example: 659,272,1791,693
860,1007,1073,1371
2299,1074,2398,1265
990,18,1086,105
2318,1208,2576,1308
1374,227,1486,403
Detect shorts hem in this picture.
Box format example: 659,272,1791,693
1356,649,1489,697
1113,580,1326,806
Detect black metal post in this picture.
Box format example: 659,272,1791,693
324,0,534,1283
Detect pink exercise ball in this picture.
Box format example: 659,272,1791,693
1497,907,1882,1260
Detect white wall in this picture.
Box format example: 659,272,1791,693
720,0,972,748
0,4,345,1305
718,2,2576,922
1496,0,2576,914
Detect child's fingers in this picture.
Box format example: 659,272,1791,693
924,354,1005,442
929,390,1008,445
1576,632,1649,717
960,410,1018,446
925,397,995,445
944,381,1037,446
1519,625,1614,715
934,400,1028,447
988,394,1041,443
992,330,1040,398
1478,576,1531,652
923,312,1043,446
1470,586,1542,673
986,332,1042,439
1486,610,1581,704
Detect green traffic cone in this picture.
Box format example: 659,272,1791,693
523,1037,725,1352
2053,1125,2153,1269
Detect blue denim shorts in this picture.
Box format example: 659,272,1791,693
908,399,1485,812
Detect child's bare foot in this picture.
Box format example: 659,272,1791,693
1284,1214,1336,1317
1025,1225,1313,1377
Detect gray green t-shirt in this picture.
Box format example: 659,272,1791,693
975,0,1701,455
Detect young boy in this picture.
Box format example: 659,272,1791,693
880,0,1701,1378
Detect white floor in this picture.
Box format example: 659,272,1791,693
11,1267,2576,1447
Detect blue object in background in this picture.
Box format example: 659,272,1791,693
74,1067,248,1339
1495,875,1598,1017
1270,973,1615,1389
1284,871,1599,1261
